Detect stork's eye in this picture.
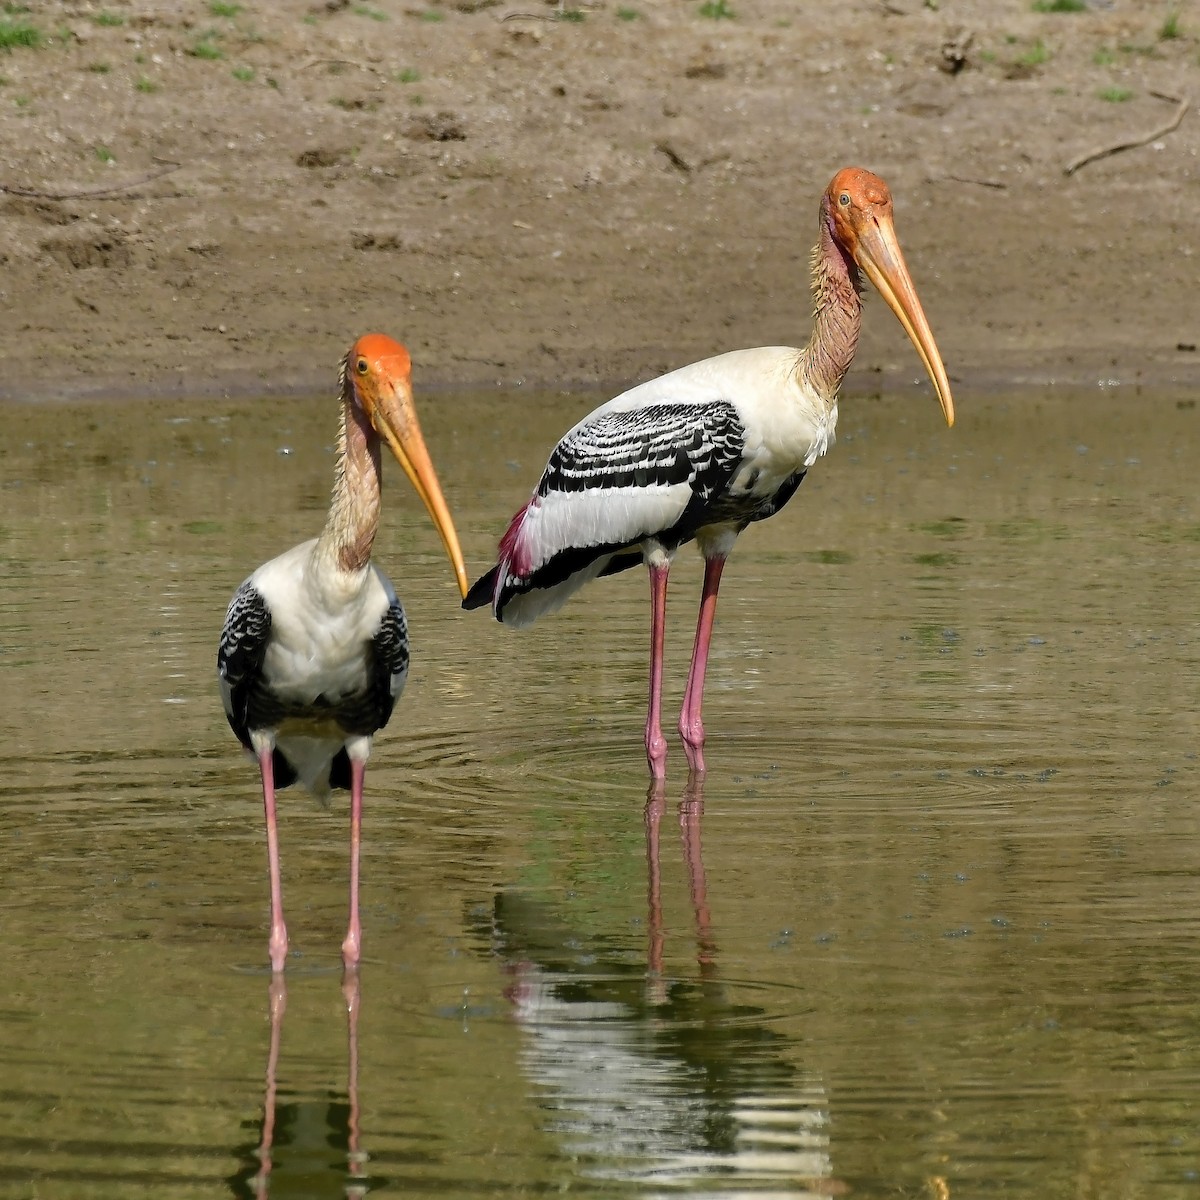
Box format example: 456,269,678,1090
356,357,369,375
838,192,851,207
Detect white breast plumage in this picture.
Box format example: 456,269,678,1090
252,539,389,705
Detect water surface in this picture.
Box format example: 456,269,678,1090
2,385,1199,1197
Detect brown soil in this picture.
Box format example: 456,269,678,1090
0,0,1197,403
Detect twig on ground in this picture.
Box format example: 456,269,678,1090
298,58,383,76
943,174,1008,190
0,161,182,201
1064,93,1189,176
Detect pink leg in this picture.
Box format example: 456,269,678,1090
679,554,727,774
258,746,289,973
645,562,671,779
341,758,365,970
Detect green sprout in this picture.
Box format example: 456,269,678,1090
1016,39,1050,67
188,34,223,59
0,18,40,50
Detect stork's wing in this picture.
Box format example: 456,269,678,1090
540,401,745,500
465,400,746,623
217,581,271,749
365,576,410,732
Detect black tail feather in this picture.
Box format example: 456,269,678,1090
329,748,351,792
597,551,642,579
462,565,499,612
272,749,298,790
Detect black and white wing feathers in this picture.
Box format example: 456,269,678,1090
346,570,409,735
463,400,748,623
539,402,746,504
218,581,272,751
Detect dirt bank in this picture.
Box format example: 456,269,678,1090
0,0,1196,402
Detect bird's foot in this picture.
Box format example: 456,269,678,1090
648,744,667,782
269,925,289,974
646,777,667,805
679,719,707,775
341,926,361,971
268,974,288,1020
645,729,669,780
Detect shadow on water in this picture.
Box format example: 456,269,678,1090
469,777,836,1196
229,973,374,1200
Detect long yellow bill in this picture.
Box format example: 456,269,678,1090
853,214,955,428
376,396,469,599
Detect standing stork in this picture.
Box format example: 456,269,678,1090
463,168,955,779
218,334,468,973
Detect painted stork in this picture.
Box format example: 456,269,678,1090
463,168,954,779
218,334,468,973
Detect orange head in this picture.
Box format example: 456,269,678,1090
345,333,413,408
341,334,469,598
823,167,895,248
821,168,954,428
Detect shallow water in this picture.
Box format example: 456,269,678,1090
3,383,1200,1198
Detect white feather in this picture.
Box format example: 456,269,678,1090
516,483,693,576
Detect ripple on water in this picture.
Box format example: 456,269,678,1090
419,973,816,1030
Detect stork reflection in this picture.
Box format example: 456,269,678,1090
476,776,836,1194
229,971,369,1199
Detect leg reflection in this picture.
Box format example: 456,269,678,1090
252,976,286,1200
342,969,367,1197
680,774,717,974
232,974,372,1199
643,773,718,992
644,782,667,996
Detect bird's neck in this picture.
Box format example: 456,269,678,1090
317,398,382,576
796,220,864,404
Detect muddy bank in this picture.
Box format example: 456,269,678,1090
0,0,1196,401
